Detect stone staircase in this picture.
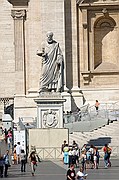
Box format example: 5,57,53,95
69,120,119,157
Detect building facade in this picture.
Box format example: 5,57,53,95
0,0,119,121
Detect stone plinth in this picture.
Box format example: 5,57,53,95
34,92,66,128
29,128,69,159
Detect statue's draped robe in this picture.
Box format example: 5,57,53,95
40,40,64,92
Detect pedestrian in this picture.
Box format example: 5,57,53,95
4,128,8,143
3,150,10,177
81,144,87,152
72,147,77,167
75,147,80,167
80,150,86,170
61,140,67,163
93,147,100,169
103,144,112,168
13,145,17,165
16,142,22,164
0,155,5,178
63,144,69,165
72,140,78,149
85,150,91,169
76,167,88,180
95,100,100,114
7,130,12,143
20,149,26,172
66,164,76,180
29,151,37,176
88,145,94,169
107,145,112,167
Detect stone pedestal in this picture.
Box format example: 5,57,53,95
34,92,66,128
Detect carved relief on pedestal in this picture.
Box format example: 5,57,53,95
11,9,26,20
43,109,58,128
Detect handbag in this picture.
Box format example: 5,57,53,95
32,161,36,165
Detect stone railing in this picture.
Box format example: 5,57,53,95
33,145,119,160
35,147,62,160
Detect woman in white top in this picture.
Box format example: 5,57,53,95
76,167,88,180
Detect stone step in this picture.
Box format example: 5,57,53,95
69,121,119,149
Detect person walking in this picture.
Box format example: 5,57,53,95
29,151,37,176
88,145,94,169
4,128,8,144
61,140,67,163
80,150,87,170
95,100,100,114
20,149,26,172
76,167,88,180
66,164,76,180
13,145,17,165
93,147,100,169
103,144,112,168
4,150,10,177
16,142,22,164
0,155,5,178
63,144,69,165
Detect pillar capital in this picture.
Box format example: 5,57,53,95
7,0,29,7
11,9,26,20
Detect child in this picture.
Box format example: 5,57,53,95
13,150,17,165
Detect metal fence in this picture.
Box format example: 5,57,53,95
64,101,119,124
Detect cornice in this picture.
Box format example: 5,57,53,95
76,0,119,7
7,0,30,7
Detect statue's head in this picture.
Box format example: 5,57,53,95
46,31,53,43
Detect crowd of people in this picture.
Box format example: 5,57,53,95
0,125,112,178
61,140,112,180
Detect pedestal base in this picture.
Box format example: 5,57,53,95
34,92,66,128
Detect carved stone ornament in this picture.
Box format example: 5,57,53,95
43,109,58,128
81,71,91,85
11,10,26,20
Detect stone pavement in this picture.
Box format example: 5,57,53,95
5,158,119,180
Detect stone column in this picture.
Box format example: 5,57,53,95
7,0,29,95
71,0,79,91
70,0,83,108
11,9,26,95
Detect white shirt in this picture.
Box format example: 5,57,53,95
77,171,88,180
16,144,22,155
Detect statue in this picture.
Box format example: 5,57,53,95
37,32,64,93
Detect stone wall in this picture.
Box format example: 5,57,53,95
0,0,119,121
0,1,15,97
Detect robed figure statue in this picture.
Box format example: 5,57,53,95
37,32,64,93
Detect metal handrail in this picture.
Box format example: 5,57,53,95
64,100,119,124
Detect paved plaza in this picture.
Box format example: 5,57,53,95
5,158,119,180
